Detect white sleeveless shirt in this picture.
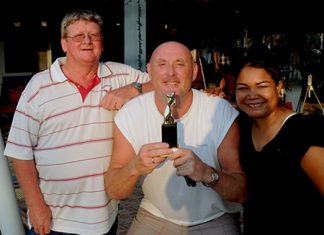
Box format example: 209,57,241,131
115,89,241,226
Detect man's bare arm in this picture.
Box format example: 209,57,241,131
12,159,52,235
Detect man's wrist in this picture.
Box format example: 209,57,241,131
130,82,143,94
202,167,219,187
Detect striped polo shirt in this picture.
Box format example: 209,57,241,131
4,57,149,234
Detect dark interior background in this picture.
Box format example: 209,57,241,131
0,0,324,118
0,0,323,65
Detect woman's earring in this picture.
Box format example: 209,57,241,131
279,88,286,102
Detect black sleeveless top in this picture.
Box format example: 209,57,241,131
239,113,324,235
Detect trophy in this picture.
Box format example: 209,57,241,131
161,92,196,187
161,92,177,147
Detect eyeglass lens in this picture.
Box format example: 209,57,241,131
67,33,102,42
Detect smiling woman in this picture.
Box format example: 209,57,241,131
236,51,324,235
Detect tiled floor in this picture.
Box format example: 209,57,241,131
117,184,143,234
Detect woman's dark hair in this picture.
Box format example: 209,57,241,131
238,49,282,85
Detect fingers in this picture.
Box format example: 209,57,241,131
203,87,221,96
151,156,163,165
32,221,51,235
112,101,121,110
34,225,50,235
141,143,173,158
29,204,52,235
160,147,178,158
139,143,172,168
100,89,120,110
100,96,120,110
171,149,195,170
167,147,186,160
101,86,135,110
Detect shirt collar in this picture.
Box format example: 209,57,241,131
49,57,113,82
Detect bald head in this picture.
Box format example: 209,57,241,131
146,41,198,103
149,41,194,63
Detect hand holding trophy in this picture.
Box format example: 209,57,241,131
161,92,196,187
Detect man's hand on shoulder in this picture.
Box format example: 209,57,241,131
100,81,153,110
202,79,226,98
100,85,137,110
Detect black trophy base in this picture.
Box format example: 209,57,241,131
161,123,196,187
161,123,177,148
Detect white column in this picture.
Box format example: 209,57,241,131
124,0,146,71
0,130,25,235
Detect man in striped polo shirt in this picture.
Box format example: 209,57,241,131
4,9,151,235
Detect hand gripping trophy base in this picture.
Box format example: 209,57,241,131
161,92,196,187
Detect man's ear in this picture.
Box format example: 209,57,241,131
277,80,283,94
192,62,198,81
61,38,67,53
146,63,151,75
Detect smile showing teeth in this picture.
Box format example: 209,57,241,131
166,82,177,85
248,103,262,108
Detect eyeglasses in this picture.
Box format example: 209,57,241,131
66,33,102,42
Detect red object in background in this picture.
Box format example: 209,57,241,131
284,101,293,110
8,86,24,105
